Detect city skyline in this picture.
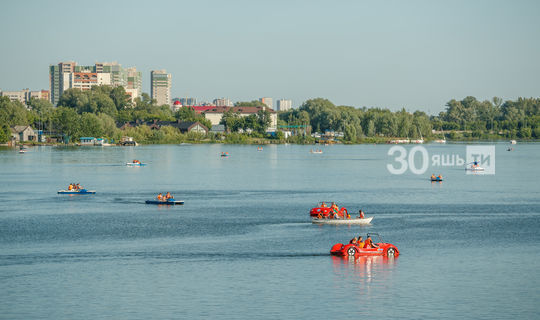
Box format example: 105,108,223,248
1,0,539,114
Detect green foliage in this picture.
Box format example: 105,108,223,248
80,113,104,137
0,123,10,143
0,97,29,126
175,107,212,129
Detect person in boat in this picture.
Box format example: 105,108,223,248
331,202,340,217
358,209,365,219
321,202,327,208
438,175,442,180
165,192,173,200
346,212,351,219
157,193,164,201
76,183,81,190
317,213,323,219
364,235,378,249
349,237,358,245
357,236,364,248
68,184,73,191
431,174,436,180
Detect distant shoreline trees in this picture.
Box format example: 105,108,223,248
1,85,539,144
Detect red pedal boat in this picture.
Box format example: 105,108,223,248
330,233,399,257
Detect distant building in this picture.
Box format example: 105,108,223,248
213,98,233,107
0,89,50,106
125,67,142,102
277,99,292,111
172,100,182,112
203,106,277,131
175,97,197,106
259,97,273,109
151,70,172,107
70,72,111,91
117,120,208,134
49,61,141,105
10,126,36,142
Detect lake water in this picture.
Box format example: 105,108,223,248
1,143,539,319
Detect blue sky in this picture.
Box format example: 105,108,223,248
0,0,539,113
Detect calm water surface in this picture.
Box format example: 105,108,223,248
1,143,539,319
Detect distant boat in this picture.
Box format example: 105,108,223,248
58,189,96,195
312,217,373,225
145,199,184,205
389,139,410,144
434,139,446,144
510,140,517,145
126,162,146,166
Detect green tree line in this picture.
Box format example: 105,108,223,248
2,89,540,144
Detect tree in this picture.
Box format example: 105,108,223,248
52,107,80,139
80,113,104,137
0,97,29,126
0,123,10,143
256,109,271,133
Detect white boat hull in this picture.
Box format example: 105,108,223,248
312,217,373,225
466,167,484,171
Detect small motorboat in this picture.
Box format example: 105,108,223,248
220,152,229,157
312,217,373,225
126,162,146,166
466,166,484,171
58,189,96,195
145,199,184,205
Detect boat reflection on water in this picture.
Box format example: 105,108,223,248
331,255,398,285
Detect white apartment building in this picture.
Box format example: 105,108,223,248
50,61,142,105
259,97,273,109
277,99,292,111
151,70,172,106
213,98,233,107
0,89,50,106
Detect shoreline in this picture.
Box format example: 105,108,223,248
2,138,537,148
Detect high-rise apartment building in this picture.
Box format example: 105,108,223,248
179,97,197,106
49,61,141,105
213,98,233,107
259,97,273,109
125,67,142,101
277,99,292,111
151,70,172,106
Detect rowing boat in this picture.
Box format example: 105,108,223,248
145,200,184,205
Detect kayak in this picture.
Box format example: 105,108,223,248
145,200,184,205
431,178,443,182
58,189,96,194
312,217,373,225
126,162,146,166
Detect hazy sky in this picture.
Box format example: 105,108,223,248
1,0,539,113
